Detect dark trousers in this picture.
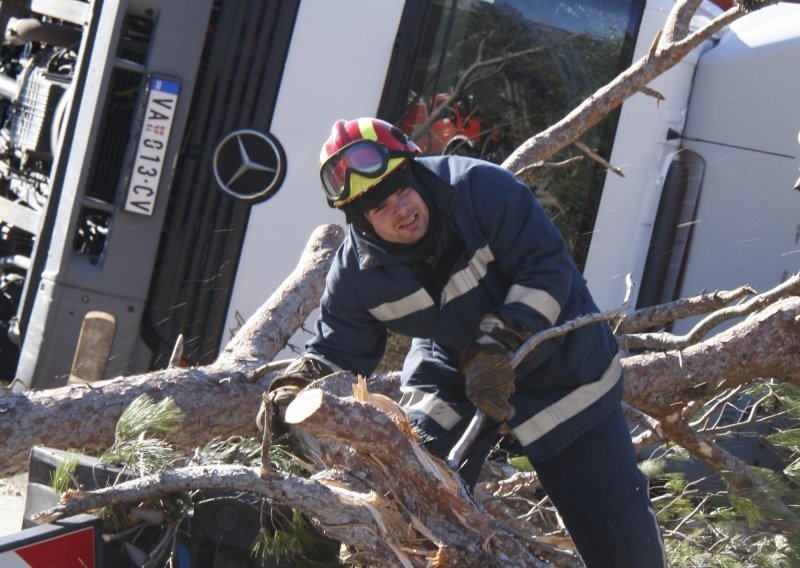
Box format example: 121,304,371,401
423,405,665,568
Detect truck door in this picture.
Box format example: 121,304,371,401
666,4,800,321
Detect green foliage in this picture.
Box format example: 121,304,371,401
645,453,800,566
103,436,177,477
96,394,188,561
660,379,800,566
767,383,800,419
114,394,183,440
251,515,304,566
198,436,262,466
651,467,800,568
767,388,800,485
664,528,800,568
495,380,800,567
94,395,338,566
251,509,340,568
507,454,534,472
49,453,79,495
769,428,800,453
245,444,342,566
728,493,765,528
101,394,182,476
100,503,130,535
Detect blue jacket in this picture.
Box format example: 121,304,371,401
305,156,622,460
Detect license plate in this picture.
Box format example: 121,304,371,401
124,76,180,216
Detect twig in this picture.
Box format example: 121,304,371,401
638,86,665,103
573,140,624,177
259,391,273,478
501,1,779,172
249,358,293,381
102,524,146,543
660,0,705,46
615,285,756,334
665,495,710,537
619,272,799,350
689,386,743,429
411,39,544,142
142,520,181,568
623,402,664,450
510,274,634,369
656,414,800,533
167,335,184,368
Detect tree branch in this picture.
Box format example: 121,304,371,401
619,272,799,350
622,297,800,413
656,415,800,532
501,0,779,172
614,285,756,334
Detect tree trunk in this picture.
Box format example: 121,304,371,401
38,372,559,567
31,294,800,563
622,297,800,413
0,224,344,478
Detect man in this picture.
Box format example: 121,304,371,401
271,117,665,567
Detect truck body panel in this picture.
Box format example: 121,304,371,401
675,3,800,316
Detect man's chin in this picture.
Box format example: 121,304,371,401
392,230,425,245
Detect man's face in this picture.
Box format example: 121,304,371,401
364,186,430,245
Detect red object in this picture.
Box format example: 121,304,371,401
400,93,486,154
710,0,734,9
2,527,95,568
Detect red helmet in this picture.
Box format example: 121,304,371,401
320,118,420,208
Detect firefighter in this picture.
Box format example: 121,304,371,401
269,117,665,567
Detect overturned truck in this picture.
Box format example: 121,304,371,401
0,0,798,392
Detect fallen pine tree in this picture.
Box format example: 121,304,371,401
17,233,800,565
3,2,799,565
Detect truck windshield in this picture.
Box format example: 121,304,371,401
384,0,645,267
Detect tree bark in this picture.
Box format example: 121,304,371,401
0,224,344,478
622,296,800,414
37,372,558,567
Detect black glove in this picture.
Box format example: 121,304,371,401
459,313,532,423
257,356,333,430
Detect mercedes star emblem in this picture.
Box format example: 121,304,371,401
212,129,286,201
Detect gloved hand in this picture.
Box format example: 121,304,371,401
460,343,516,422
257,355,334,431
459,313,532,423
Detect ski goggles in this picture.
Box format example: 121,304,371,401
320,139,412,205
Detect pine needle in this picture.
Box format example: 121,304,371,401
114,394,183,440
102,394,183,476
50,453,79,495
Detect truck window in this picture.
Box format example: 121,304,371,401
382,0,645,267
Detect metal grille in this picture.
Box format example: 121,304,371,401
83,15,150,203
142,0,300,367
